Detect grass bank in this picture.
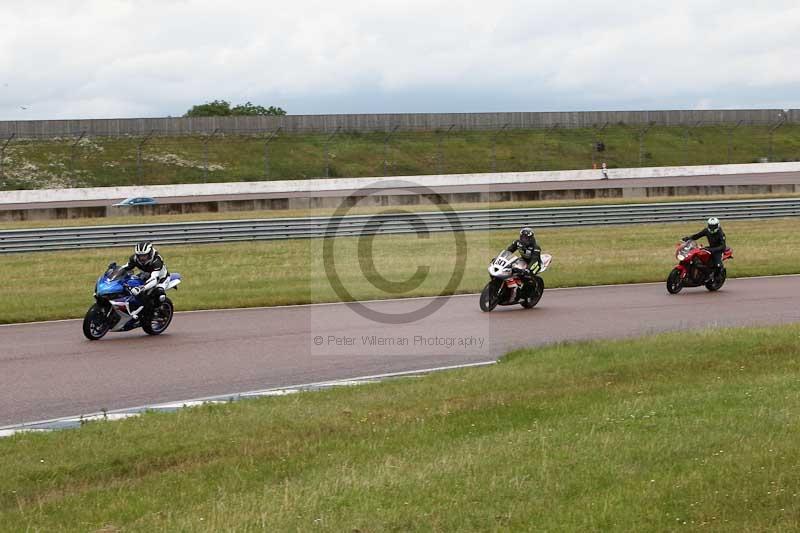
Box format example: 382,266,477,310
4,124,800,189
2,323,800,530
1,192,798,230
2,217,800,324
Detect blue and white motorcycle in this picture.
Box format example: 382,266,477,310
82,262,182,340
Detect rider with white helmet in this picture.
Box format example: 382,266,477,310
683,217,727,274
121,241,169,320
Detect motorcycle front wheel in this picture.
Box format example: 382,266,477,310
83,303,112,340
666,268,684,294
142,298,174,335
479,279,503,312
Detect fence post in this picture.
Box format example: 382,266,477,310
638,123,654,167
683,124,689,166
491,123,510,173
591,122,608,168
437,124,455,174
536,123,559,171
203,128,221,182
0,133,15,185
136,130,155,180
383,125,399,176
324,126,341,178
683,121,702,166
768,118,785,162
263,127,281,179
69,131,87,177
726,120,743,164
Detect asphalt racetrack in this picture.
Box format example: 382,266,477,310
1,275,798,426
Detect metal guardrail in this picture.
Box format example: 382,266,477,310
1,198,799,254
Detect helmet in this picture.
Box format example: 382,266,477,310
707,217,720,233
134,241,155,266
519,227,534,245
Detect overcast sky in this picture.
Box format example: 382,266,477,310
1,0,799,120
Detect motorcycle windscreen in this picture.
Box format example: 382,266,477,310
540,253,553,271
96,278,126,296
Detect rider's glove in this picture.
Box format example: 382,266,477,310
681,236,690,241
130,286,142,296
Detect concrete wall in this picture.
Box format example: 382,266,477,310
0,109,795,137
1,183,796,223
2,161,799,205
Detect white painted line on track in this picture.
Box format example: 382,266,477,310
0,316,81,327
0,360,497,436
2,273,798,328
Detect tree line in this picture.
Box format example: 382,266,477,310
184,100,286,117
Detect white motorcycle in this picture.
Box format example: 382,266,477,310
479,250,552,312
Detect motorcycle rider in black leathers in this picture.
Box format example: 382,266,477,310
121,241,168,320
683,217,726,275
507,227,542,294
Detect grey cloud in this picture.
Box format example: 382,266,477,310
0,0,798,120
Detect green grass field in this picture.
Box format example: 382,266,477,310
2,217,800,324
3,323,800,531
2,192,798,230
3,124,800,189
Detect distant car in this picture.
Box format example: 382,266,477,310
112,197,158,207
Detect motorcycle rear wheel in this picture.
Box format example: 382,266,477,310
142,298,174,335
705,268,727,291
520,277,545,308
479,280,503,312
83,303,112,340
666,268,683,294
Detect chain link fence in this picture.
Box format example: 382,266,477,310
0,121,798,190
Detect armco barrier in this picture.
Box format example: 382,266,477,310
2,161,800,206
2,198,799,254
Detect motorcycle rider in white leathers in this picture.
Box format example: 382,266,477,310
121,241,168,320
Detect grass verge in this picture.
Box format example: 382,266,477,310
2,323,800,530
1,192,798,230
4,124,800,189
1,217,800,324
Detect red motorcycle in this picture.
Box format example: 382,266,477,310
666,239,733,294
